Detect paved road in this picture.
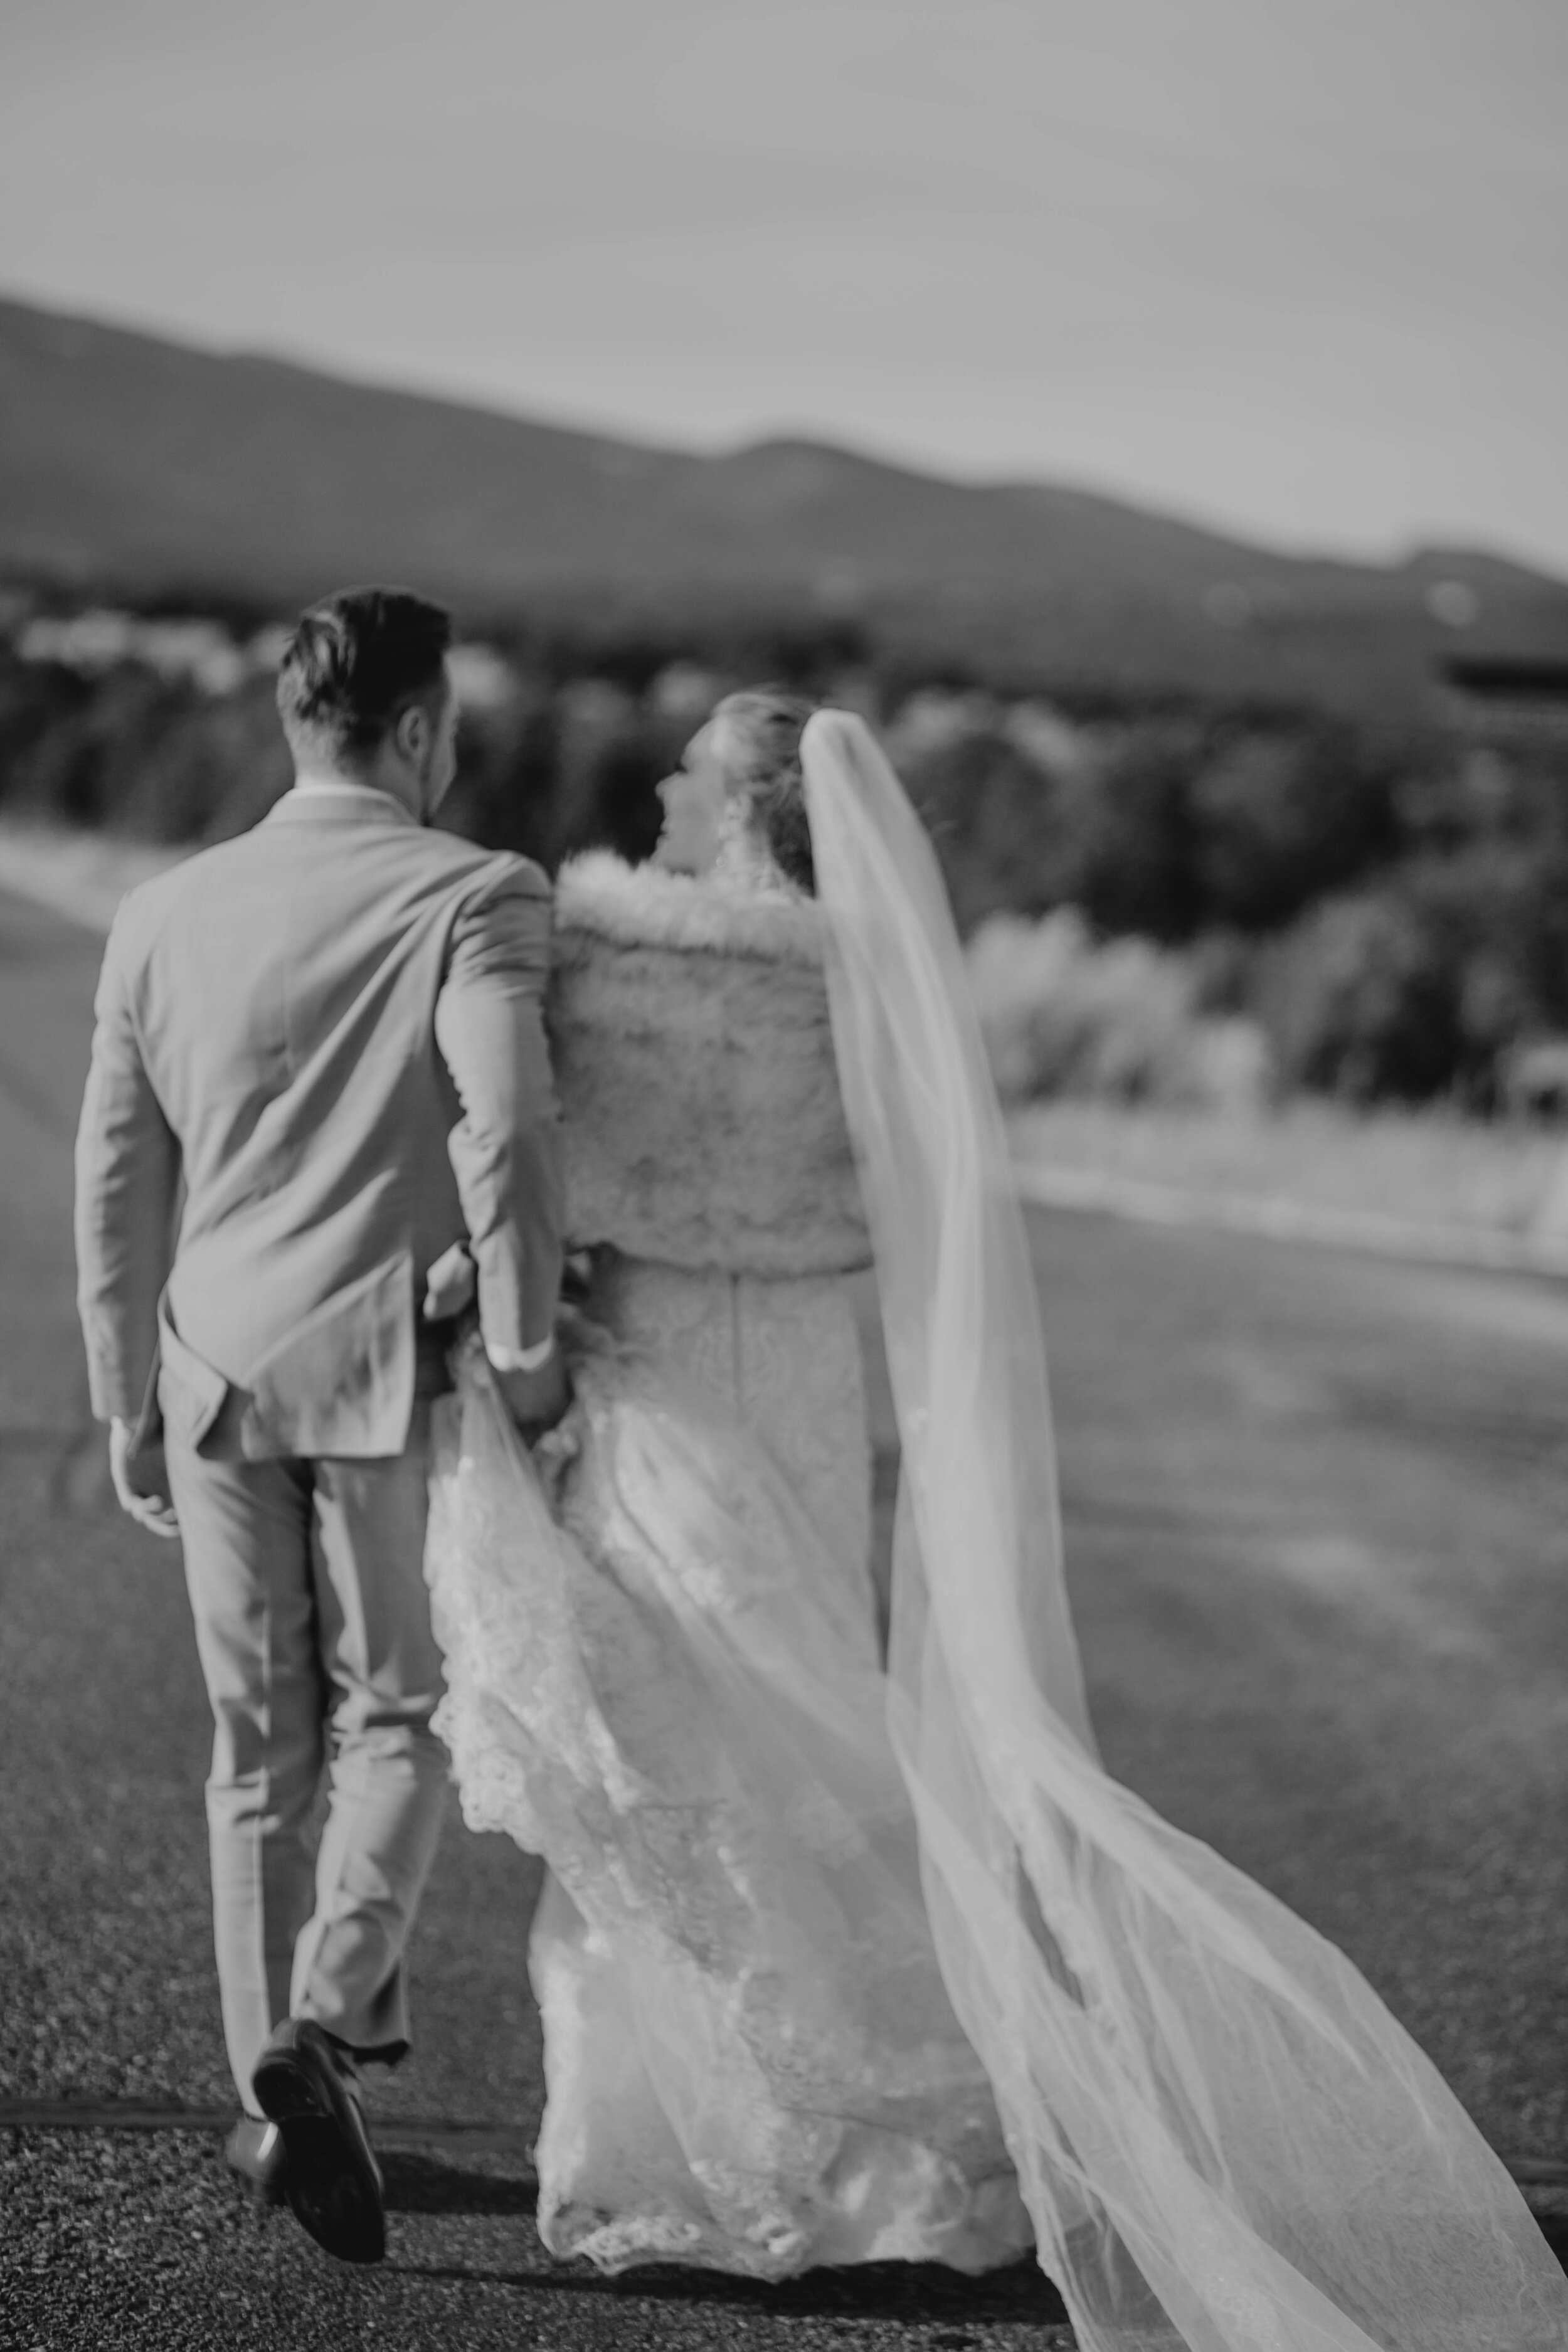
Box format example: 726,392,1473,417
3,883,1565,2348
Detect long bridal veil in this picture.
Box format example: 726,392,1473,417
801,710,1567,2352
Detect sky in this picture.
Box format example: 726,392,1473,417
4,0,1566,571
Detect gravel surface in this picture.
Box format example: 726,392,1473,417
3,882,1565,2347
0,2131,1073,2352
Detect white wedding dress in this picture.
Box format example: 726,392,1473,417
427,716,1568,2349
426,854,1030,2277
426,1280,1031,2278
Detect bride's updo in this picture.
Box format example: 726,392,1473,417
709,689,817,893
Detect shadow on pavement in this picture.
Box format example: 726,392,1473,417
382,2144,1567,2314
379,2145,1073,2319
575,2254,1071,2327
396,2250,1072,2329
381,2146,538,2217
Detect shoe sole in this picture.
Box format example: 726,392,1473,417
252,2042,385,2265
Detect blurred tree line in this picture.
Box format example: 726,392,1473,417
893,696,1568,1107
3,603,1567,1112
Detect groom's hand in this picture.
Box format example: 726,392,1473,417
494,1343,571,1441
109,1419,181,1540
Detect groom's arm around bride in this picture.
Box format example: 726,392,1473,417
72,585,566,2262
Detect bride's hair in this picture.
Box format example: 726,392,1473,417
709,689,818,893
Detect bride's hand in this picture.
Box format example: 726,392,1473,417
423,1242,478,1322
531,1404,582,1512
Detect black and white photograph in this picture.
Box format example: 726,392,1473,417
2,4,1567,2346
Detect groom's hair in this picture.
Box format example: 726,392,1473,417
276,587,453,765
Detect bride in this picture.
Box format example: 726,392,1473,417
425,695,1567,2349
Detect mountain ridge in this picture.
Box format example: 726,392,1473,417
3,292,1565,707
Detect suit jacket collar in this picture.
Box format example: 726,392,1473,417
267,783,420,829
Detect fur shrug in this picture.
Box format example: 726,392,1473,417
548,853,871,1276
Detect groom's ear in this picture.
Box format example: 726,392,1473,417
392,698,431,766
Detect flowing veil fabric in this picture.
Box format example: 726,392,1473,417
801,710,1568,2352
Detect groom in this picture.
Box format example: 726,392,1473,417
74,587,567,2263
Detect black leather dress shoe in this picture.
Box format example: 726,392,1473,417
225,2117,288,2205
251,2018,385,2264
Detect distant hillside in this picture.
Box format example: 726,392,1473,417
3,294,1565,710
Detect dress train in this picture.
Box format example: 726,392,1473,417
426,1325,1031,2277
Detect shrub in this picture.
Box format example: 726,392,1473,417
966,908,1271,1111
0,655,100,818
1251,846,1565,1107
1256,892,1461,1103
129,677,292,843
1189,722,1399,931
0,662,188,832
891,697,1091,933
437,685,562,866
1070,721,1205,941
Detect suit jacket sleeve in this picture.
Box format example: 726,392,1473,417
74,908,181,1423
435,857,564,1359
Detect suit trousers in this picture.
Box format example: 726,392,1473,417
163,1398,448,2112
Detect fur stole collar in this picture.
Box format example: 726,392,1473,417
556,851,825,967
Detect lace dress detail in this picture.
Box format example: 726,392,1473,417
425,1325,1030,2278
586,1253,876,1627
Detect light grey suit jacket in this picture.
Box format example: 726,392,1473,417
75,786,564,1459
